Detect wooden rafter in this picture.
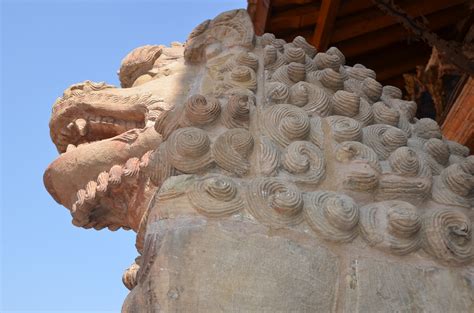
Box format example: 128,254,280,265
271,0,313,8
371,0,474,76
267,4,319,33
442,77,474,151
247,0,470,91
249,0,271,36
337,5,467,58
353,41,431,81
331,0,465,43
338,0,373,17
311,0,341,51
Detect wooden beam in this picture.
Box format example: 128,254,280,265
381,75,406,90
281,27,313,43
271,0,314,9
442,77,474,152
338,0,373,17
267,0,371,33
250,0,272,36
331,0,466,43
267,4,319,33
350,41,431,81
376,53,429,81
311,0,341,51
336,5,467,58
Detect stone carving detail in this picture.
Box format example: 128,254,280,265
265,82,289,104
377,147,432,204
222,51,259,72
245,178,304,226
313,68,344,91
256,136,280,176
261,104,310,147
432,156,474,208
363,124,408,160
50,90,163,152
165,127,213,173
335,141,380,170
119,45,163,88
182,94,221,126
422,208,473,265
122,262,140,290
372,101,400,126
70,150,153,230
281,141,326,186
213,128,254,176
304,191,359,242
289,81,331,116
270,62,306,86
224,65,257,92
327,116,363,143
44,9,474,311
359,201,421,255
184,10,255,63
146,147,175,186
187,174,244,218
291,36,316,58
221,93,252,129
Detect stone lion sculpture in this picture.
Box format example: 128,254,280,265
44,9,473,312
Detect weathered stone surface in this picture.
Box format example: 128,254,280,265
43,8,474,313
344,258,474,312
125,217,340,312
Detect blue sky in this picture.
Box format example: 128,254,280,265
0,0,245,311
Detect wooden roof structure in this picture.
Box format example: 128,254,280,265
247,0,471,89
247,0,473,152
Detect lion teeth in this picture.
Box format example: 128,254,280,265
75,118,88,136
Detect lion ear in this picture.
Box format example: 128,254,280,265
184,9,255,64
118,45,163,88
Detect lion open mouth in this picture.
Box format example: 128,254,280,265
49,81,160,152
44,43,199,231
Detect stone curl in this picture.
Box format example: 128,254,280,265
335,141,380,171
262,104,310,147
315,68,344,91
292,36,317,58
304,191,359,242
165,127,213,173
372,101,399,126
271,62,306,85
222,93,252,129
363,124,408,160
281,141,326,186
314,52,341,72
264,44,278,67
266,82,289,105
423,209,473,265
359,201,421,255
224,65,257,91
289,81,331,116
326,116,363,143
256,137,280,176
213,128,254,176
183,94,221,126
245,178,304,226
187,174,244,218
432,158,474,208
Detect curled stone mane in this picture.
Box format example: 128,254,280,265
44,9,474,312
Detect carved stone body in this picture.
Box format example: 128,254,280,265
45,10,474,312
